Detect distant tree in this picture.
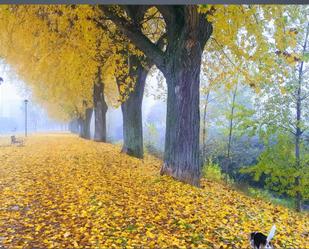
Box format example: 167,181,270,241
245,8,309,211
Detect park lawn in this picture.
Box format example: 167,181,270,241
0,134,308,248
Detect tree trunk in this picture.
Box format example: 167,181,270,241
158,7,212,187
161,66,201,186
295,113,302,211
119,55,148,159
202,91,210,164
225,83,238,182
100,5,213,186
160,37,207,186
294,23,308,212
93,67,108,142
79,108,93,139
295,63,303,212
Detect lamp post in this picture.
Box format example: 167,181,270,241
0,77,3,117
24,99,28,137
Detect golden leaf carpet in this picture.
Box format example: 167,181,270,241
0,134,308,248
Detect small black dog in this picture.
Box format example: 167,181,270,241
250,225,276,249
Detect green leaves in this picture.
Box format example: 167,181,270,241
242,134,309,199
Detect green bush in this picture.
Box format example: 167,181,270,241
202,159,223,182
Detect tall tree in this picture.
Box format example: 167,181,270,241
226,82,238,180
79,104,93,139
93,67,108,142
246,7,309,211
119,55,148,158
293,22,309,211
200,42,234,164
99,5,287,186
0,5,125,140
0,5,291,187
100,5,213,186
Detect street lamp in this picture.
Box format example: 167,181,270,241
24,99,28,137
0,77,3,117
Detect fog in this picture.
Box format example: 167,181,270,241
106,70,167,151
0,64,72,135
0,63,167,151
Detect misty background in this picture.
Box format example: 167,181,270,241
0,62,167,151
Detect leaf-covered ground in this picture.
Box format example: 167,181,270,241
0,134,308,248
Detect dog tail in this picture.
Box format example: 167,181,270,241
266,225,276,243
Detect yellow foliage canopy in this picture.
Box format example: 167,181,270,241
0,5,140,120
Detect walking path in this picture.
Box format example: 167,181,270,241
0,134,308,248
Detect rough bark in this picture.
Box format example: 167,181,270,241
93,67,108,142
101,5,213,186
159,7,212,187
161,63,201,186
118,55,148,159
79,108,93,139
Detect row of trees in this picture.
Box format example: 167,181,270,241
0,5,306,195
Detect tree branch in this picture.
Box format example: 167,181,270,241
99,5,166,72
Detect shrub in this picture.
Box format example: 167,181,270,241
202,158,223,182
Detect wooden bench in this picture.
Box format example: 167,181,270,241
10,135,24,146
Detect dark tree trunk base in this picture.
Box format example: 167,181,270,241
79,108,92,140
295,176,302,212
120,146,141,158
118,55,148,159
160,163,200,187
